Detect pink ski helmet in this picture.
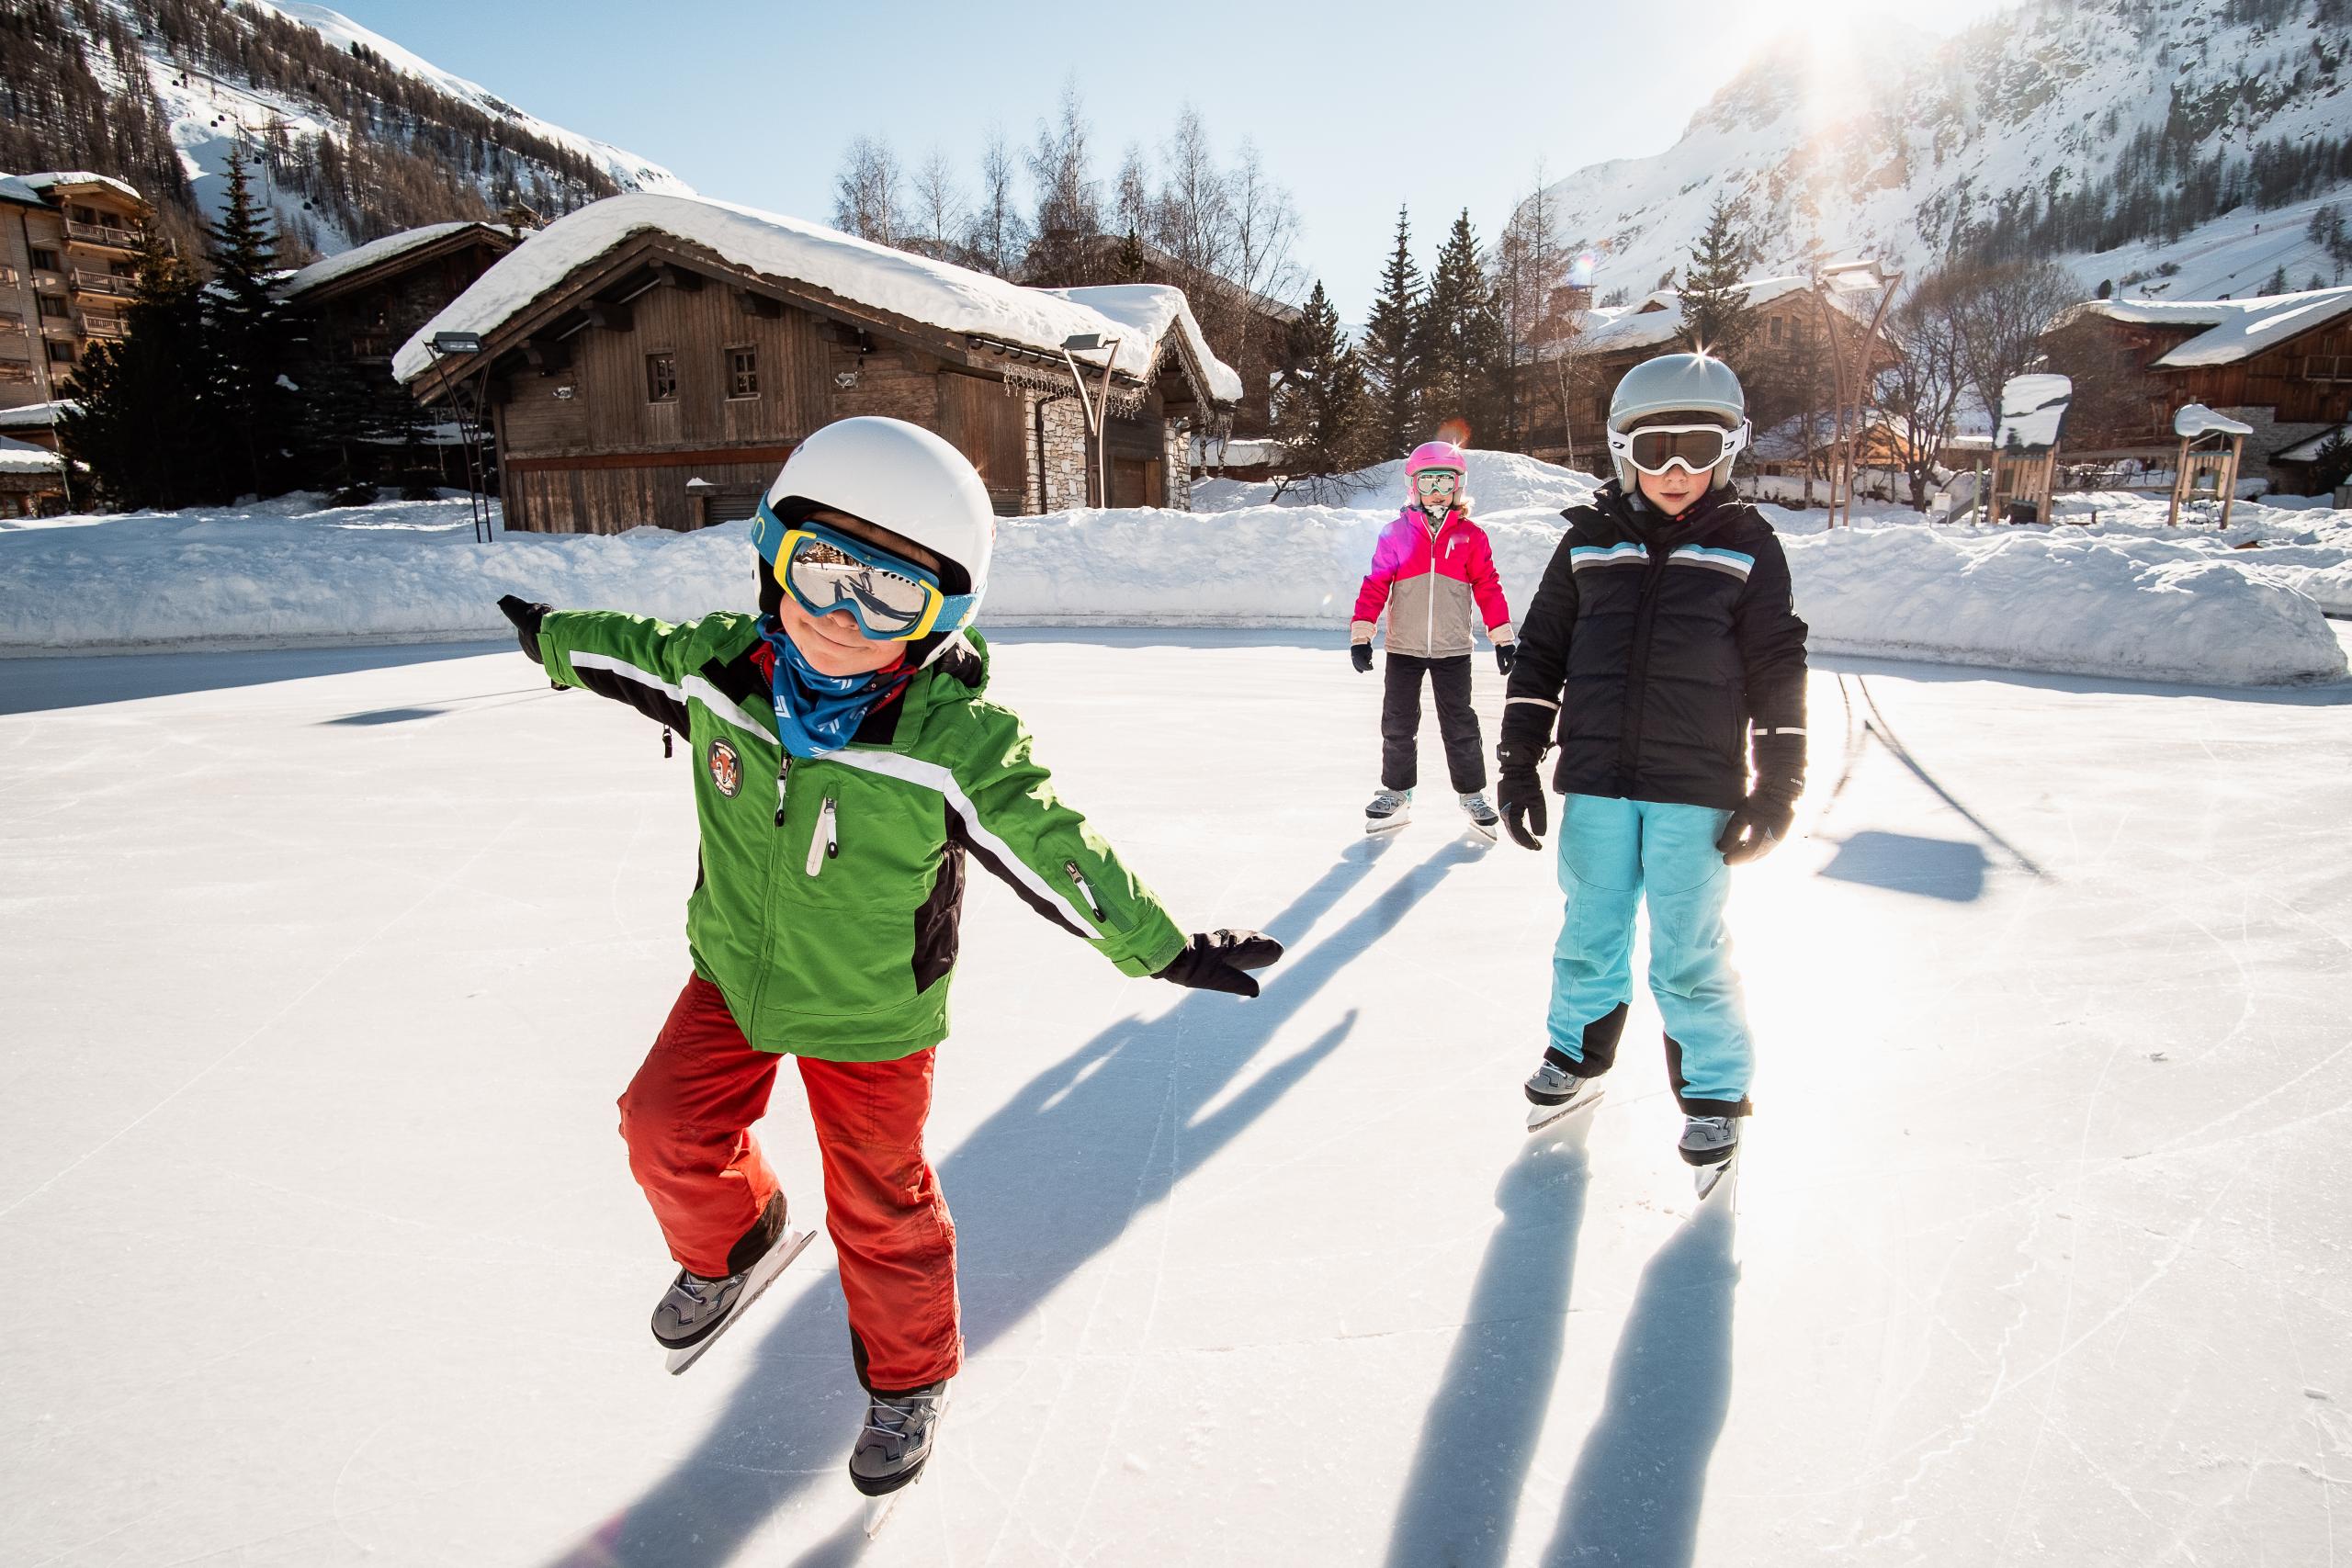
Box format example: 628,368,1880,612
1404,440,1468,507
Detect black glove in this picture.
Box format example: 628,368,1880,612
1495,736,1549,851
1351,641,1374,674
1494,641,1516,676
498,594,551,665
1154,929,1286,998
1715,795,1795,865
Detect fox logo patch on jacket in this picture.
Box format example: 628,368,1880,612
1499,481,1809,813
1351,507,1513,658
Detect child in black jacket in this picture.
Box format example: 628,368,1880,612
1495,352,1808,1188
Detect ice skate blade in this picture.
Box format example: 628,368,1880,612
1525,1086,1603,1133
1463,819,1498,843
1692,1154,1737,1201
1363,814,1410,835
662,1228,815,1376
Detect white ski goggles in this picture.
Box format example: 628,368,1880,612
1608,421,1750,477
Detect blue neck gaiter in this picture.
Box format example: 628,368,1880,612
760,622,911,758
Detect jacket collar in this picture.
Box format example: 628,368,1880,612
710,620,989,750
1577,480,1737,551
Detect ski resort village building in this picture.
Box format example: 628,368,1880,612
280,221,515,376
393,194,1239,533
0,173,149,412
2040,286,2352,491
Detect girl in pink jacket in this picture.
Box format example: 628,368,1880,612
1350,441,1515,836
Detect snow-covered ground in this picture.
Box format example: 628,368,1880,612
6,457,2347,684
3,633,2347,1565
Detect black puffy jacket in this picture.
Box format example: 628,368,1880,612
1498,481,1808,813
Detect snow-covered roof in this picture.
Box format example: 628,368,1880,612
0,400,75,429
2173,403,2254,439
1188,435,1286,468
1996,373,2073,454
0,175,47,209
1040,284,1244,404
2272,423,2352,465
280,221,502,301
2062,288,2352,367
18,171,143,205
395,193,1236,404
1575,273,1856,355
0,434,62,474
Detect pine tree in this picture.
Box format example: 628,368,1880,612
1419,209,1510,446
59,234,231,510
1269,280,1371,500
2260,264,2291,296
1677,192,1755,365
1362,206,1425,459
206,143,303,497
1117,227,1148,282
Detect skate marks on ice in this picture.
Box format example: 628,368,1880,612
1537,1195,1737,1567
1822,672,2049,881
1383,1122,1595,1568
537,839,1479,1568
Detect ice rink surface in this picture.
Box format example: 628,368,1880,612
4,630,2349,1566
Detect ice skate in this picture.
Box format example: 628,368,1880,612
1679,1115,1739,1199
1524,1056,1605,1132
1363,787,1412,834
851,1380,949,1507
1457,790,1499,841
656,1201,817,1375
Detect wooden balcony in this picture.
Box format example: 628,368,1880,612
0,360,33,384
66,220,144,252
82,314,127,340
0,310,23,333
71,269,135,299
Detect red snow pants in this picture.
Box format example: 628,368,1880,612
617,974,962,1394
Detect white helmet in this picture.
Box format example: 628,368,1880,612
760,417,997,619
1605,353,1748,491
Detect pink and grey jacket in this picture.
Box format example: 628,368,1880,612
1351,507,1514,660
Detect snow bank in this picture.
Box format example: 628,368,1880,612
1195,448,1600,514
3,477,2344,685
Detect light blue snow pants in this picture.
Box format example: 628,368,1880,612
1546,794,1755,1116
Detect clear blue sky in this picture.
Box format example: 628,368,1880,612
325,0,2005,322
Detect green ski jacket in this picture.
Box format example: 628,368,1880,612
537,610,1188,1060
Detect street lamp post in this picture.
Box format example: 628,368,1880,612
424,330,492,542
1058,332,1123,508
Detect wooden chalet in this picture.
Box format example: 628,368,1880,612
280,221,515,368
2041,287,2352,491
395,195,1238,534
1531,269,1900,468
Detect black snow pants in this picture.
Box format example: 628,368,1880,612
1381,652,1487,794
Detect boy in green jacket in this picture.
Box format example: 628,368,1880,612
495,417,1281,1498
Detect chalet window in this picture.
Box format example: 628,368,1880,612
645,352,678,403
2307,354,2352,383
37,295,69,319
47,340,74,364
726,345,759,400
29,248,58,272
1770,317,1783,345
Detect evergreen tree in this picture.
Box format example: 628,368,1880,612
1362,206,1425,458
1677,192,1755,364
1117,227,1148,282
1419,209,1510,446
1268,280,1371,500
60,234,230,510
205,143,304,497
2260,264,2291,296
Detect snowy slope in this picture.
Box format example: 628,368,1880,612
4,632,2349,1564
1529,0,2352,303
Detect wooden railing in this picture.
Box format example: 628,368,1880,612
71,269,133,298
82,314,127,340
66,220,144,250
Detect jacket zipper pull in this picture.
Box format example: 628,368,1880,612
1064,860,1107,923
774,756,792,827
662,728,673,759
807,798,838,877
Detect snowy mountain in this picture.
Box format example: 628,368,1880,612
1531,0,2352,304
6,0,690,259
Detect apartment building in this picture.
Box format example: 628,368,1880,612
0,171,147,412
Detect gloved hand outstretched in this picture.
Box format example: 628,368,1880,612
1351,641,1374,674
1494,641,1516,676
1715,795,1794,865
1495,738,1548,852
1154,929,1286,998
498,594,551,665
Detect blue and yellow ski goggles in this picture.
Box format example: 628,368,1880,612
752,499,975,643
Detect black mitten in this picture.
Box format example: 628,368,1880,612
1351,642,1374,674
1495,641,1516,676
1154,930,1286,998
498,594,551,665
1715,795,1795,865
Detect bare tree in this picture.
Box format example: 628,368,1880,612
831,133,902,245
1873,272,1969,510
1943,258,2083,431
1114,141,1152,240
1025,77,1100,282
964,123,1029,277
1153,105,1234,292
1225,137,1302,311
905,146,967,261
1496,162,1577,457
